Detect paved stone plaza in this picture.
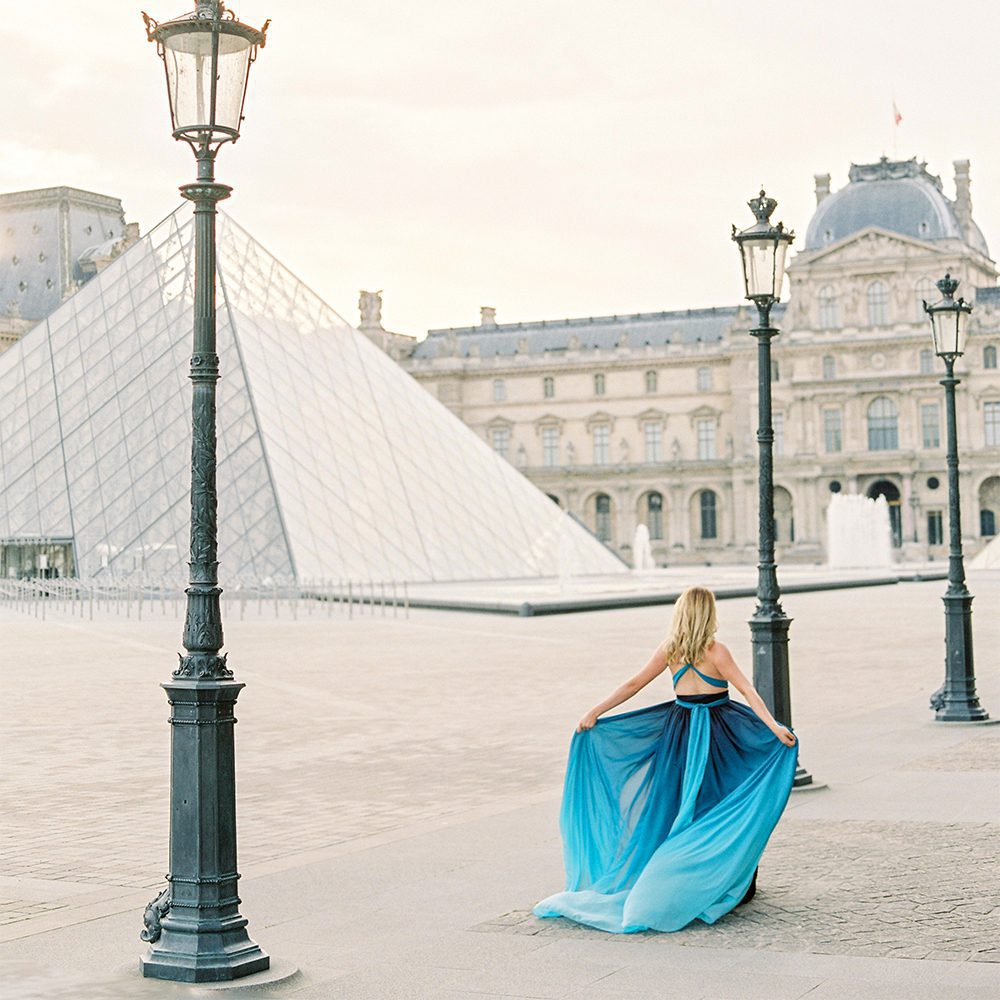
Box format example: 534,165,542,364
1,575,999,998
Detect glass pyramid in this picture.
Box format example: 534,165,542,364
0,206,626,583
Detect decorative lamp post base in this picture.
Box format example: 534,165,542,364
140,944,269,984
139,679,269,983
932,592,990,722
749,612,815,788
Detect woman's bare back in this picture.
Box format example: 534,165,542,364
668,642,729,696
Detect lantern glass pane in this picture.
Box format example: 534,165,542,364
162,27,253,134
955,308,969,356
741,236,777,299
929,311,945,355
772,239,790,300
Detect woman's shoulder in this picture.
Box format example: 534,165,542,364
704,639,731,661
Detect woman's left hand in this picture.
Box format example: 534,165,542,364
774,725,796,748
576,710,599,733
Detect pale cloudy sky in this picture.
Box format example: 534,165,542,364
6,1,1000,336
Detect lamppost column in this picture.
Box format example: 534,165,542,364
139,150,269,982
748,311,796,736
933,358,988,721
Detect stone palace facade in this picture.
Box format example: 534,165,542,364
398,157,1000,566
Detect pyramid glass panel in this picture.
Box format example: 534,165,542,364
0,205,625,584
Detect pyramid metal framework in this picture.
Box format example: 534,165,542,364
0,206,626,583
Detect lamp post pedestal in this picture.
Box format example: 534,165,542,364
140,679,269,983
930,359,989,722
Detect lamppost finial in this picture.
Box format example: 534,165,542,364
748,189,778,225
936,272,960,301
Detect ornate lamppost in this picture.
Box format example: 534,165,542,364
139,1,271,981
923,274,990,722
732,191,813,787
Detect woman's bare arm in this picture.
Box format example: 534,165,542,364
707,641,797,747
577,646,669,732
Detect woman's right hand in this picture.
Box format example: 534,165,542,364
576,710,599,733
774,725,797,747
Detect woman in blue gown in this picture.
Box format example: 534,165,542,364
534,586,798,934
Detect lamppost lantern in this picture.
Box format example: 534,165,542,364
732,189,795,313
923,273,972,359
143,0,269,151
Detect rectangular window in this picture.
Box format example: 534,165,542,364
773,412,784,457
697,367,712,391
543,376,554,399
921,403,941,449
822,356,836,380
643,422,662,463
594,373,606,396
986,402,1000,446
927,510,944,546
919,350,934,375
823,409,842,453
593,425,610,465
696,418,715,460
490,428,510,460
492,378,506,402
542,427,559,467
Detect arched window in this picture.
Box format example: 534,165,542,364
867,396,898,451
773,486,794,543
699,490,717,540
979,477,1000,537
647,492,664,540
867,280,889,326
919,349,934,375
818,285,839,329
914,278,936,321
985,345,997,370
543,376,554,398
822,355,836,380
645,370,658,393
595,493,612,542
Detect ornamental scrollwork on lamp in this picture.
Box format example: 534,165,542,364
175,651,232,680
140,886,170,942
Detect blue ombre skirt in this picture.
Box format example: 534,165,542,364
533,693,798,933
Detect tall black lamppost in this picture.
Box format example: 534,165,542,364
923,275,990,722
732,191,813,787
139,1,271,982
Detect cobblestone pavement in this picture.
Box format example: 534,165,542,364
2,577,1000,987
476,819,1000,963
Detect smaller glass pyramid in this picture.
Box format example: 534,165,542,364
0,206,626,584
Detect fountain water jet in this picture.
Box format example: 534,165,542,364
826,493,893,569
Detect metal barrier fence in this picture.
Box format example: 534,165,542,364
0,578,410,622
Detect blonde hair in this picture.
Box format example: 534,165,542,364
661,586,718,667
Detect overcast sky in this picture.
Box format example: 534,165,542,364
6,1,1000,336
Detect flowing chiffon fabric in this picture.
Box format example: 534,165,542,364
533,689,798,933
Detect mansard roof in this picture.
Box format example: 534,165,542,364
413,305,781,359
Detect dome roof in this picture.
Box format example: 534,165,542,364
804,157,989,257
